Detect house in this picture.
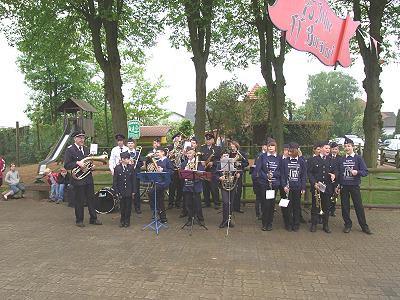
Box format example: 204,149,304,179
184,101,196,123
382,112,396,135
138,125,170,144
167,111,186,123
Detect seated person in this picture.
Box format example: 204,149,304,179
43,168,59,202
3,163,25,200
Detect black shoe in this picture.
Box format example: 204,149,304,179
292,226,299,232
266,224,273,231
160,218,168,224
343,227,351,233
119,223,125,228
90,219,102,225
135,208,142,214
219,221,227,228
323,226,331,233
124,223,130,228
261,226,267,231
362,227,372,235
310,224,317,232
76,222,85,228
175,203,181,209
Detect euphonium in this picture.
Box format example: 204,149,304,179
222,170,238,191
315,188,324,215
72,152,108,180
147,157,159,172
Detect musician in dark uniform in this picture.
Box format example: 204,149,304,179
251,141,268,220
64,130,102,227
180,147,205,226
127,138,143,214
148,147,174,223
200,133,222,209
229,140,249,213
217,151,240,228
338,137,371,234
281,142,307,231
308,141,337,233
255,138,281,231
307,142,322,224
328,141,341,217
113,151,137,227
167,132,184,211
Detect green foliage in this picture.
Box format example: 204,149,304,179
304,71,362,137
166,119,194,142
123,63,171,126
284,121,333,148
352,113,365,138
206,78,248,135
395,109,400,135
251,86,269,125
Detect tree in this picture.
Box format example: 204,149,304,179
304,71,363,137
3,0,163,137
123,63,171,125
342,0,400,167
352,113,365,138
206,79,248,139
166,119,194,141
395,109,400,135
162,0,226,144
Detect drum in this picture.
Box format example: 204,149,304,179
94,187,118,214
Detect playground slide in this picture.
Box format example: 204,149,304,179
37,128,72,175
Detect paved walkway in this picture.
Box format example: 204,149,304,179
0,198,399,300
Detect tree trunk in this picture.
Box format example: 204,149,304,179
354,0,385,167
193,57,207,143
270,64,286,148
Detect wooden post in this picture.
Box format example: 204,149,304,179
16,121,20,167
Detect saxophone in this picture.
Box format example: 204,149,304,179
72,152,108,180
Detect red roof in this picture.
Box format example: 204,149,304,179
246,84,261,102
140,126,170,137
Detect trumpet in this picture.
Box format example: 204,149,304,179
315,188,324,215
72,152,108,180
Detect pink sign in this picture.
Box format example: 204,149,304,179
268,0,360,67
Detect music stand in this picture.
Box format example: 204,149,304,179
138,172,171,235
179,169,211,235
219,158,238,236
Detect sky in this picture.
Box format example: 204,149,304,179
0,31,399,128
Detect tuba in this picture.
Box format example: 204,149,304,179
221,170,238,191
72,152,108,180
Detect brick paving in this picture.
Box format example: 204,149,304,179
0,198,399,300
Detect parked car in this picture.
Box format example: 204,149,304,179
331,135,365,147
382,139,400,162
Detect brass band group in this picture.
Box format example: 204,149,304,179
64,130,372,235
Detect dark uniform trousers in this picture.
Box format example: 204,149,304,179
340,185,368,229
120,196,132,225
221,188,236,223
260,186,276,227
134,178,141,211
203,178,220,207
183,191,204,221
168,170,183,207
149,185,167,221
311,190,330,226
254,182,263,217
282,189,301,228
233,176,243,211
74,184,97,223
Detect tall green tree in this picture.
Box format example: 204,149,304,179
162,0,225,143
304,71,362,137
123,63,171,125
2,0,163,137
206,79,248,139
337,0,400,167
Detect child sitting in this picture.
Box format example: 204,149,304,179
43,168,59,203
57,168,70,203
